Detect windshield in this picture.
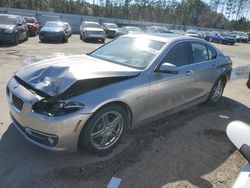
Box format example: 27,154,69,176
85,23,101,28
127,27,142,32
25,17,36,23
44,22,64,28
105,24,118,28
90,37,165,70
0,15,16,25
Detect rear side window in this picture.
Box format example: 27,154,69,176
207,45,217,60
191,42,208,63
162,42,189,67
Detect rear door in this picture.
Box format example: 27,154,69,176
188,41,219,99
147,41,196,118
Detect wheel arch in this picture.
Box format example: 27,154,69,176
77,100,133,149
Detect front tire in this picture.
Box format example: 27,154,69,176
207,77,226,104
79,105,128,155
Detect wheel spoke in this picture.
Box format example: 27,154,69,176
100,134,109,147
91,129,105,139
102,114,109,126
109,114,122,129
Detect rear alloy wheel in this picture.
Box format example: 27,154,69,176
79,105,128,155
207,78,225,104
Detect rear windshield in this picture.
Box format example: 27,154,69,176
0,15,16,25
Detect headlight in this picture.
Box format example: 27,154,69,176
4,29,13,33
33,99,84,117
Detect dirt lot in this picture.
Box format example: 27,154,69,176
0,35,250,188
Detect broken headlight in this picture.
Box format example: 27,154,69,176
33,99,84,117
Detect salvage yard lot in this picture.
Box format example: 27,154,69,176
0,35,250,188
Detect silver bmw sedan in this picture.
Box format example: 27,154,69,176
6,34,232,155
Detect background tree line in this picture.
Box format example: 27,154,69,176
0,0,249,31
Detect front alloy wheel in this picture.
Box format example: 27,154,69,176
79,105,128,155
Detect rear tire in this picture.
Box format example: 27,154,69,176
207,77,226,104
101,38,105,43
78,105,128,156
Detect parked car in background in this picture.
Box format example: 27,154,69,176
247,32,250,41
24,17,41,36
170,29,185,35
0,14,29,45
80,21,105,42
146,26,172,33
197,31,210,39
235,32,248,43
117,26,142,36
186,30,199,38
39,21,71,43
6,34,232,155
209,32,236,45
102,23,119,38
63,22,72,37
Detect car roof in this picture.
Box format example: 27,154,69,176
45,21,63,24
0,14,18,18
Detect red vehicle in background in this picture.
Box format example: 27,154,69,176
24,17,41,36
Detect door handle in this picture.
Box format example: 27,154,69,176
185,70,194,76
212,64,217,67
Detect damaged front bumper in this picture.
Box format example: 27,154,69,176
6,77,92,152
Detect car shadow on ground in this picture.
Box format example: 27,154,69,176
0,97,249,187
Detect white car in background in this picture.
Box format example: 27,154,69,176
80,21,105,42
186,29,199,38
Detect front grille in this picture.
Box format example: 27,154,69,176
12,94,24,111
91,31,102,34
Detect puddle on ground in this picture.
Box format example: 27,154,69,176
231,65,250,80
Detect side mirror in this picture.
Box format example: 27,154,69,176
17,23,22,26
156,62,178,74
227,121,250,163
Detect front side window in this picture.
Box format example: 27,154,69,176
162,42,189,67
191,42,208,63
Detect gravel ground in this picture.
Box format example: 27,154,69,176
0,35,249,188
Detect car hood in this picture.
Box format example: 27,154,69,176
15,54,140,97
85,28,104,32
0,24,15,30
40,27,64,32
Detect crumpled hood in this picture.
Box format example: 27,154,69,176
15,54,140,96
40,27,64,33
